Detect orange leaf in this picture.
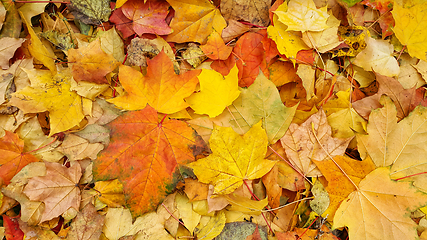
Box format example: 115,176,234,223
233,31,267,87
121,0,172,36
93,105,206,216
0,131,39,185
68,39,120,84
108,50,201,113
200,31,233,60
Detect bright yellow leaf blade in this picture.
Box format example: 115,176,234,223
267,26,310,64
392,2,427,61
166,0,227,43
195,211,225,240
9,68,84,136
187,122,276,195
274,0,329,32
333,167,427,240
186,65,240,118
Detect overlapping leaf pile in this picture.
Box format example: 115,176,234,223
1,0,427,239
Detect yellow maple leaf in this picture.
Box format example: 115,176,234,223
333,167,427,240
274,0,329,32
166,0,226,44
9,68,85,136
187,122,276,195
186,65,240,118
392,2,427,61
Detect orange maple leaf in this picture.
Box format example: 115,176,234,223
93,105,206,216
108,50,201,114
68,39,120,84
200,31,233,60
0,131,40,185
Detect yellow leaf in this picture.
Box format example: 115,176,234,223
296,64,316,101
187,122,276,195
267,26,310,64
94,179,125,208
225,194,268,215
274,0,329,32
19,11,56,74
166,0,226,44
9,68,85,136
195,211,225,240
175,193,201,234
186,65,240,118
392,2,427,61
353,37,400,77
333,167,427,240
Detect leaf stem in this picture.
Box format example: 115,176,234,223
395,172,427,181
24,136,58,154
161,203,185,227
296,215,319,240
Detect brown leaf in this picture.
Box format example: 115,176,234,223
68,203,105,240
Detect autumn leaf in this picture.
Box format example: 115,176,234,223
120,0,172,36
392,2,427,61
186,65,240,118
280,110,352,177
93,105,206,216
23,162,82,223
200,31,233,61
68,39,120,84
68,203,105,240
188,122,276,195
67,0,111,25
108,50,201,114
10,68,86,136
166,0,227,43
0,130,39,185
334,167,427,240
0,37,24,69
220,0,271,27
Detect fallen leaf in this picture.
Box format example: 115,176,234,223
200,31,233,61
97,28,126,63
93,179,126,208
58,134,104,161
353,37,400,77
0,38,24,70
67,0,111,25
195,211,226,240
3,215,24,240
220,0,272,27
296,64,316,101
166,0,227,43
93,105,206,216
120,0,172,36
280,110,352,177
109,7,136,38
333,167,427,240
23,162,82,223
175,193,201,233
68,39,120,84
0,130,40,185
109,51,200,114
267,60,301,87
274,0,329,32
188,122,276,195
186,65,240,118
392,2,427,61
10,68,85,136
68,203,105,240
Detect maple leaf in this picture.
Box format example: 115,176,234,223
213,71,297,144
274,0,329,32
353,37,400,77
23,162,82,223
68,203,105,240
108,50,201,114
166,0,227,43
9,68,86,136
392,2,427,61
200,31,233,61
313,156,376,218
233,31,267,87
0,37,24,69
93,105,206,216
109,7,136,38
120,0,172,36
280,110,352,177
68,39,120,84
93,179,126,208
188,122,276,195
334,167,427,240
220,0,272,27
186,65,240,118
0,131,39,185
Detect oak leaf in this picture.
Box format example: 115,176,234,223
109,51,201,114
188,122,276,195
166,0,227,43
23,162,82,223
120,0,172,36
0,131,39,185
186,65,240,118
93,105,206,216
68,39,120,84
333,167,427,240
392,2,427,61
9,68,85,136
280,110,352,177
